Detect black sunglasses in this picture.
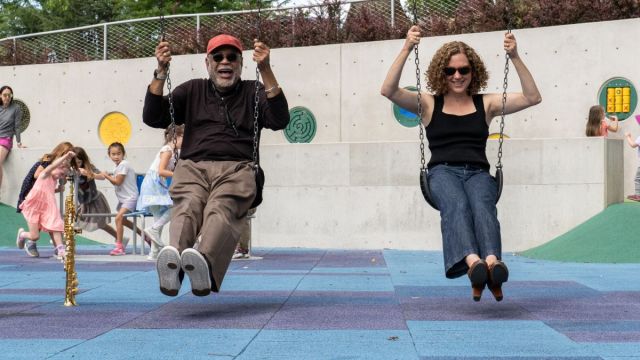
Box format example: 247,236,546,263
211,52,240,63
443,66,471,76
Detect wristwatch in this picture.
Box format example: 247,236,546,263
153,69,167,80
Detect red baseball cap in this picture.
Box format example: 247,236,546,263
207,34,243,54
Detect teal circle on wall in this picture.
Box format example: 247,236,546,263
285,106,316,143
597,77,637,120
392,86,420,127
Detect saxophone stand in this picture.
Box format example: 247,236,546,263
63,174,80,306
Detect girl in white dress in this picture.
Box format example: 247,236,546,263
137,125,184,260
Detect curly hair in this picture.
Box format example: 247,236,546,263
426,41,488,96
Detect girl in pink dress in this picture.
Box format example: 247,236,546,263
16,151,76,260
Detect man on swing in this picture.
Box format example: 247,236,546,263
143,34,290,296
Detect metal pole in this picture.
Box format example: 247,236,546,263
196,15,201,48
103,24,108,60
390,0,395,28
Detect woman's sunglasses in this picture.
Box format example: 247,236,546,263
443,66,471,76
211,52,240,63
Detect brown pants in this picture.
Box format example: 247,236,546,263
169,159,256,291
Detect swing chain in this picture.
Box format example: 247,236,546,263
496,1,513,170
252,2,263,170
160,12,179,165
415,46,426,171
412,3,426,171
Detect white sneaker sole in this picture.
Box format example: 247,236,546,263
156,246,182,296
181,248,212,297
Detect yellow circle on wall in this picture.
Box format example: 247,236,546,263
488,133,510,140
98,112,131,146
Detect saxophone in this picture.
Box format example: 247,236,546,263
63,174,80,307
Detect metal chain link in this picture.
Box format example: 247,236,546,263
252,3,262,170
496,1,513,170
412,3,426,171
160,13,179,165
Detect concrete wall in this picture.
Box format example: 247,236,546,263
0,18,636,250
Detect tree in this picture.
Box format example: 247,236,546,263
0,0,282,38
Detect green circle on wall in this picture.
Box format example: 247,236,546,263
392,86,421,127
285,106,316,143
598,77,637,120
13,99,30,133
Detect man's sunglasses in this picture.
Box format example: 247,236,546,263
443,66,471,76
210,52,240,63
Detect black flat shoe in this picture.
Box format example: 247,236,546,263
467,259,488,302
488,260,509,302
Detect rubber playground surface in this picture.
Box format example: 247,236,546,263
1,244,639,359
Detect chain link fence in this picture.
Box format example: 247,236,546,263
0,0,508,66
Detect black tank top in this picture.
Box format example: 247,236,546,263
426,94,490,171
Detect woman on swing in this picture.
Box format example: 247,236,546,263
381,25,541,301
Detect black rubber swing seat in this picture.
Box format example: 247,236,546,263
420,167,503,211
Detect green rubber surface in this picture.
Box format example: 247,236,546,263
0,202,101,247
521,202,640,263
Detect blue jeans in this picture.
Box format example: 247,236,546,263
427,164,501,279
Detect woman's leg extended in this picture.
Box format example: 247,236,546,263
464,170,501,261
428,165,479,278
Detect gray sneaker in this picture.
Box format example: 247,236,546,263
25,240,39,257
156,246,183,296
181,248,212,297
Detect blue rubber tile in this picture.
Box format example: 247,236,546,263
296,274,395,292
0,340,83,359
0,302,151,339
518,296,640,321
310,267,389,275
266,292,406,330
316,249,387,268
220,273,306,291
0,301,44,315
583,343,640,357
0,271,62,288
547,320,640,341
237,330,418,360
548,320,640,332
47,329,258,359
126,293,287,329
506,281,602,299
421,358,602,360
408,320,591,357
0,294,63,302
564,331,640,342
401,297,535,321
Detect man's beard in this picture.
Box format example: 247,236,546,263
212,73,239,92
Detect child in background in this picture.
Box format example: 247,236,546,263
17,141,73,213
72,146,122,242
102,142,146,256
625,132,640,202
585,105,618,137
17,151,75,260
137,125,184,260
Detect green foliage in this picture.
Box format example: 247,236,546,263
0,0,280,38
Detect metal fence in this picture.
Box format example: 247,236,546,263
0,0,503,66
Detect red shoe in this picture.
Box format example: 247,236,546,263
110,245,125,256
